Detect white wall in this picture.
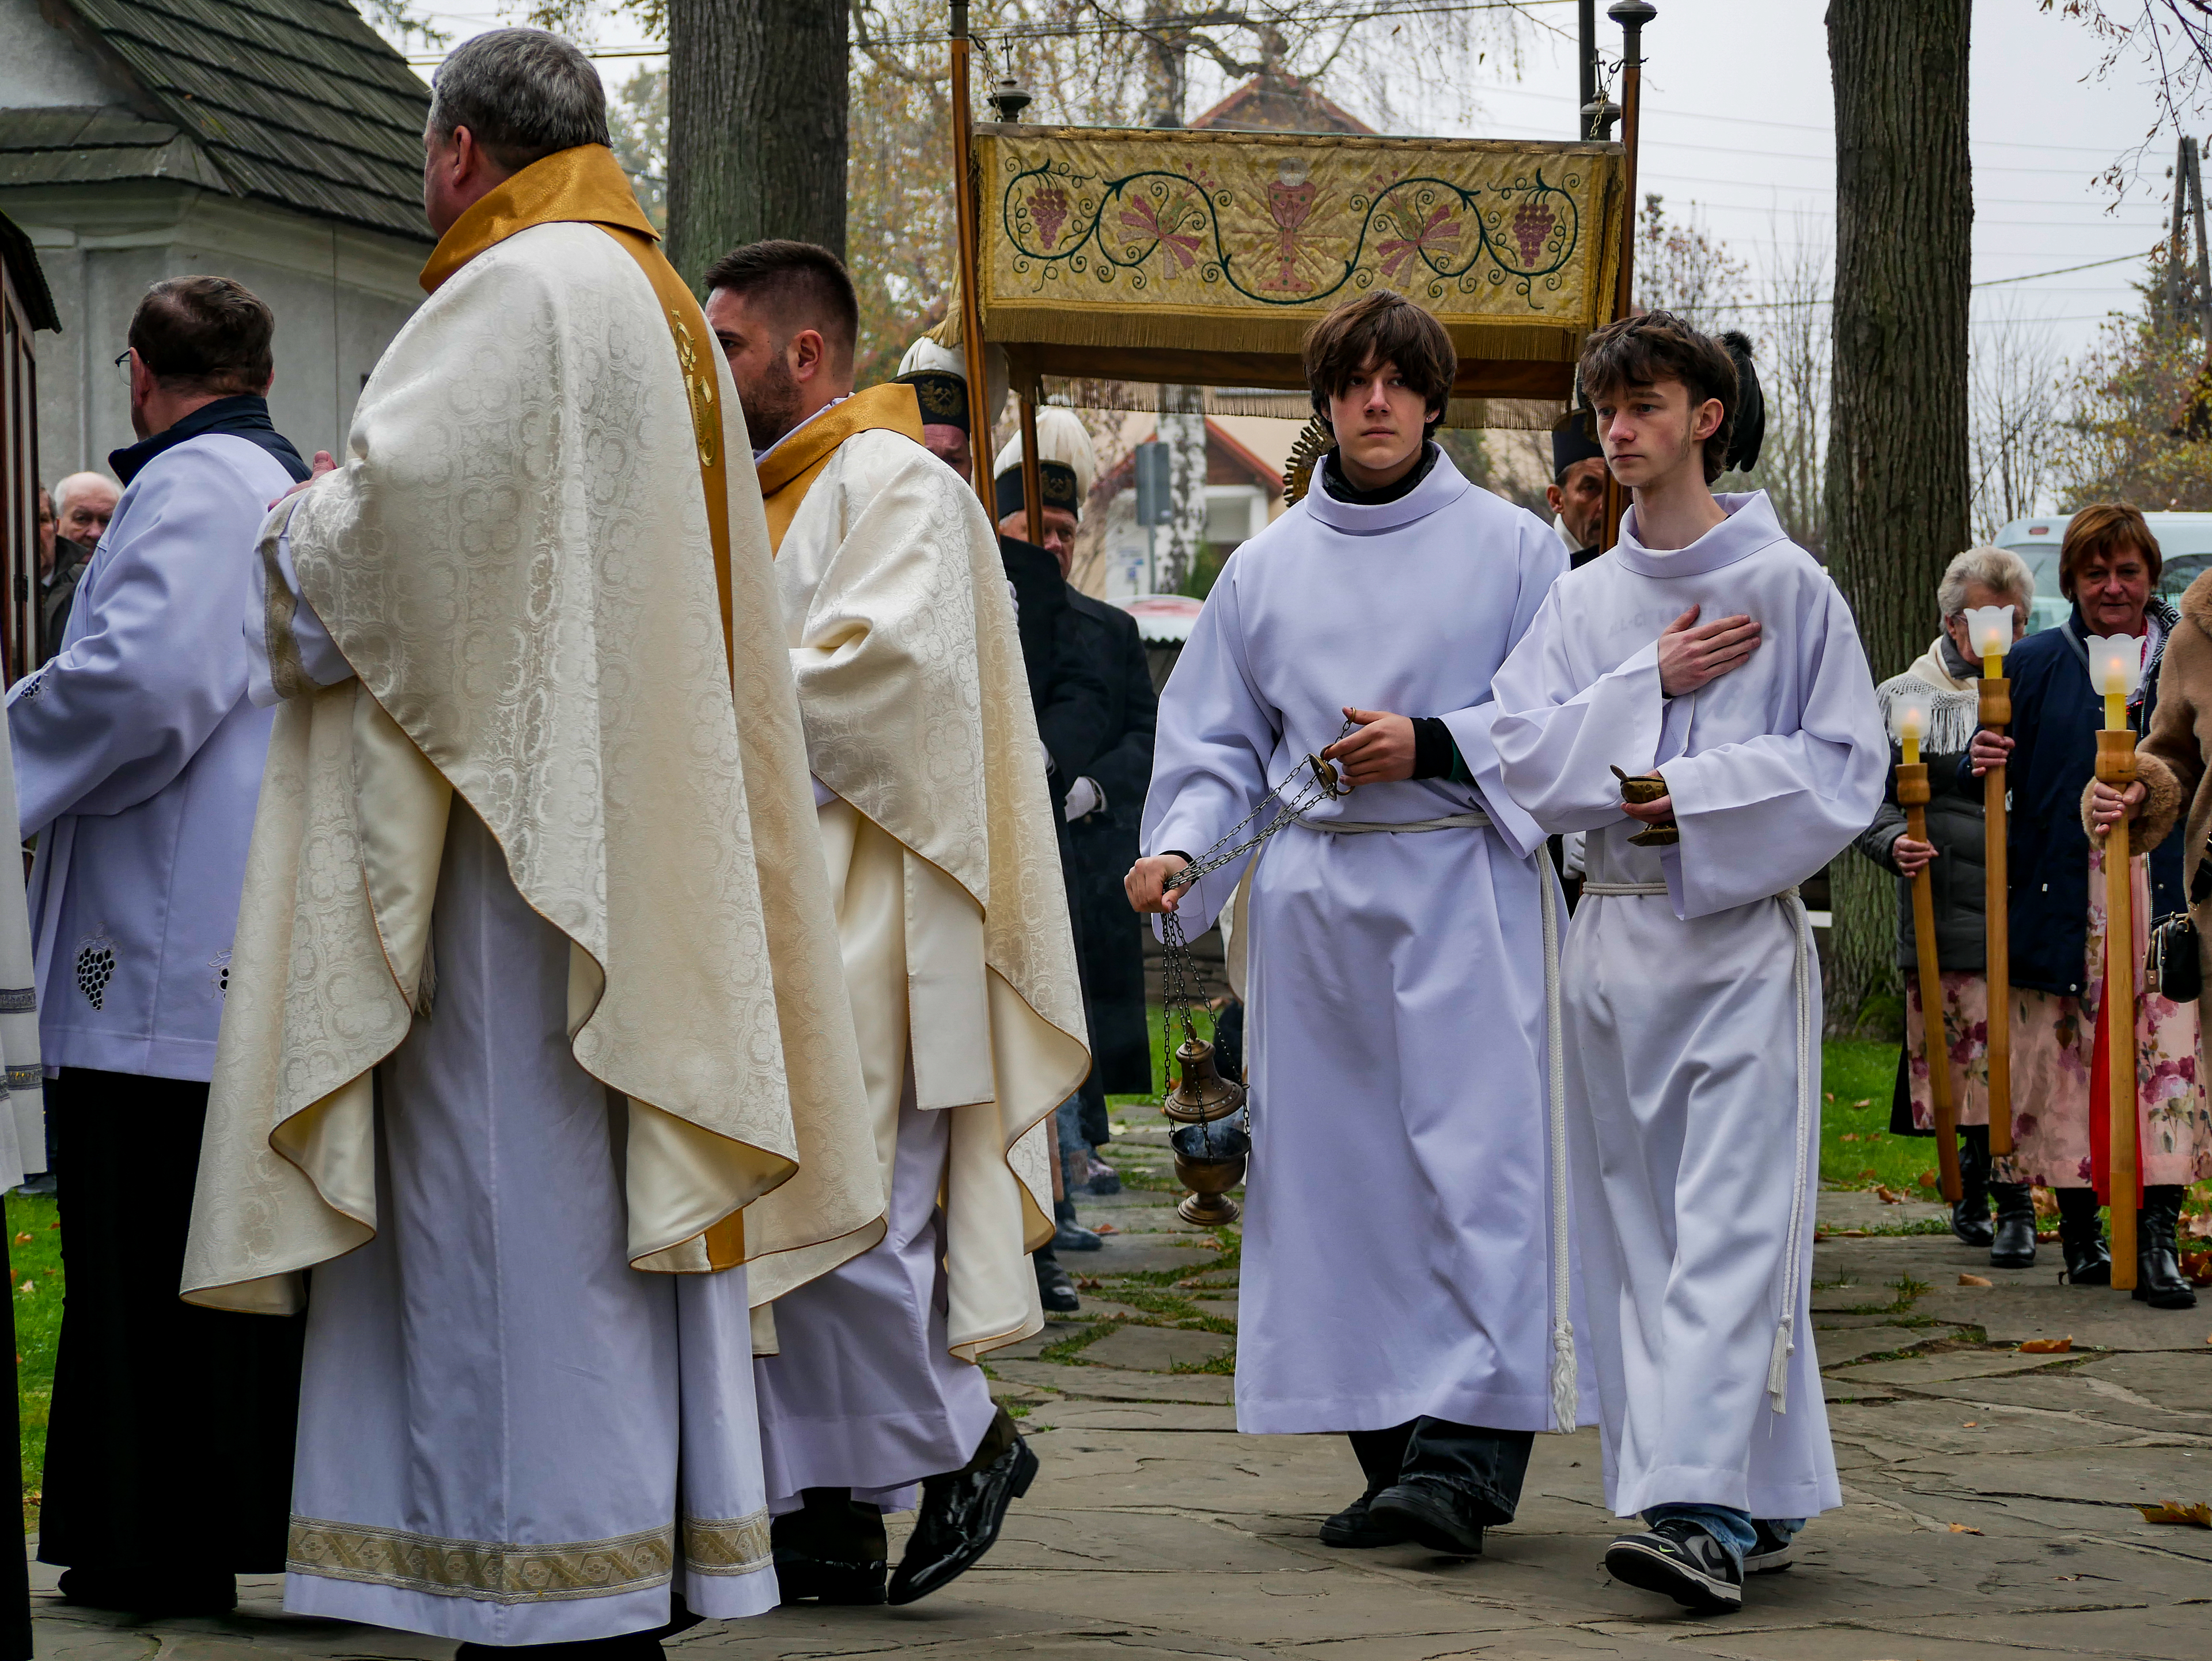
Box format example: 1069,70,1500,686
3,182,427,480
0,0,118,109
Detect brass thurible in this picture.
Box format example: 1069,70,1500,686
1611,763,1677,846
1163,1036,1248,1227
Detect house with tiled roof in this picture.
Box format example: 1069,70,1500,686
0,0,431,474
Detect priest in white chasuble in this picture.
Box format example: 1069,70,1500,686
179,32,874,1659
1127,292,1589,1565
1492,313,1885,1616
703,240,1089,1608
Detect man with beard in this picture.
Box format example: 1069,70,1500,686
706,240,1088,1607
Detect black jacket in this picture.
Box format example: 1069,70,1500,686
1047,591,1158,1096
1979,604,2185,996
39,536,91,665
1854,746,1986,972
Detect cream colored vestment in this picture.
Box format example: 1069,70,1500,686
758,389,1090,1361
181,147,876,1315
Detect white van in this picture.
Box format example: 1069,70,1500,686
1993,512,2212,633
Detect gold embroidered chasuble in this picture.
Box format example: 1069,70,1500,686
182,145,877,1313
760,391,1091,1359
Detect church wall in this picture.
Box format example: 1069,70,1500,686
0,0,118,109
0,181,426,481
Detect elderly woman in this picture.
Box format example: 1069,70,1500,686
1854,547,2033,1257
1973,504,2205,1308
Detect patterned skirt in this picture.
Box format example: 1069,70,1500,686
2003,847,2211,1189
1904,969,1990,1130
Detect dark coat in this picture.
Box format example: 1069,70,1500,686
1854,745,1985,972
40,537,90,665
1045,592,1157,1096
1990,604,2186,996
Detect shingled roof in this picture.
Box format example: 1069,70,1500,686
0,0,431,242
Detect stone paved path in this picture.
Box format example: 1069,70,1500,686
29,1106,2212,1660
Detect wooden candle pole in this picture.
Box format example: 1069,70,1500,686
1896,756,1961,1202
2097,723,2141,1289
1982,666,2013,1155
948,2,995,518
1599,1,1652,554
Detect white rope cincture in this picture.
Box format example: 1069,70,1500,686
1308,811,1493,835
1578,881,1669,896
1768,891,1816,1416
1539,864,1577,1433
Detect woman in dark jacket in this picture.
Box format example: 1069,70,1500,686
1855,547,2033,1254
1970,505,2198,1301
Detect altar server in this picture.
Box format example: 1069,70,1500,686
704,240,1088,1606
1491,312,1886,1614
181,32,870,1655
1127,291,1588,1561
9,274,306,1617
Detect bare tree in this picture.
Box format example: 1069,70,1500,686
1969,305,2063,539
1635,193,1748,327
2043,2,2212,190
1733,220,1832,557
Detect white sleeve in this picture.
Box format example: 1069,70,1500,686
244,525,353,708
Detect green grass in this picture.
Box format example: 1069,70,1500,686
8,1194,59,1530
1819,1037,1938,1194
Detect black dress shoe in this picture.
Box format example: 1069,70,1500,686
2134,1185,2200,1310
1367,1479,1484,1557
457,1637,665,1661
886,1435,1039,1605
1317,1488,1407,1549
773,1552,887,1605
1053,1196,1103,1251
1034,1247,1080,1312
1988,1181,2037,1267
2056,1186,2111,1285
56,1567,236,1617
1604,1519,1743,1613
1952,1126,1994,1248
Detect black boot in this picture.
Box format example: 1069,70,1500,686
1951,1126,1994,1247
2056,1186,2111,1285
2134,1185,2200,1310
887,1409,1039,1605
1321,1423,1414,1548
770,1488,888,1604
1989,1181,2037,1267
1033,1246,1079,1312
1054,1195,1102,1251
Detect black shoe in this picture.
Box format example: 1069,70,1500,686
1604,1519,1744,1614
2056,1186,2111,1285
1989,1182,2037,1268
1084,1155,1122,1196
1053,1196,1102,1251
1318,1488,1408,1549
2134,1186,2200,1310
1034,1247,1080,1312
457,1638,665,1661
771,1489,888,1605
885,1435,1040,1605
56,1567,236,1617
1952,1127,1994,1248
1366,1479,1484,1557
1743,1519,1796,1574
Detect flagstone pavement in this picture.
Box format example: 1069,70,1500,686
29,1107,2212,1661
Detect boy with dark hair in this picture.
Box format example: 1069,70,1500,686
1491,311,1887,1613
1129,290,1588,1560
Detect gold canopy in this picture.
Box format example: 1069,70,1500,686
965,123,1624,411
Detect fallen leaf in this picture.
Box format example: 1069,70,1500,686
2018,1336,2073,1353
1853,1098,1870,1107
2186,1210,2212,1238
13,1281,28,1295
1840,1132,1859,1142
1093,1221,1119,1236
1824,1092,1835,1103
1948,1523,1984,1534
1874,1185,1905,1204
1861,1167,1880,1180
2135,1501,2212,1527
9,1233,26,1245
1918,1170,1940,1189
1959,1273,1993,1287
1962,1421,1979,1428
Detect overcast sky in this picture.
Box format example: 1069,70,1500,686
404,1,2185,370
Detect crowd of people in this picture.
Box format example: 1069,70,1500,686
0,22,2203,1661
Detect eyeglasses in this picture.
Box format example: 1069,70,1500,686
113,348,132,389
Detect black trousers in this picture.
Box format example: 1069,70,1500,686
37,1069,305,1575
1349,1417,1535,1527
3,1199,31,1659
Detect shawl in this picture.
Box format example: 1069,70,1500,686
1876,637,1984,754
182,146,875,1312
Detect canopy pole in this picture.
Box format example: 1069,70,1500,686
1600,1,1654,553
1020,396,1044,543
950,2,994,514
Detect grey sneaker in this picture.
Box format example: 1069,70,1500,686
1743,1519,1797,1574
1604,1518,1744,1613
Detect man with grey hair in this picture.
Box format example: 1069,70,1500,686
41,471,119,663
183,28,873,1659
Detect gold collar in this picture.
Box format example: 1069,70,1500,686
420,145,657,294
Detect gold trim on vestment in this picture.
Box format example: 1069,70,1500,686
286,1516,673,1603
680,1509,773,1576
759,383,926,555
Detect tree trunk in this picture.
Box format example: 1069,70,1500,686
1824,0,1972,1033
667,0,850,289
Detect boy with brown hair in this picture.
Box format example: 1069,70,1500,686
1491,311,1887,1613
1128,290,1586,1560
